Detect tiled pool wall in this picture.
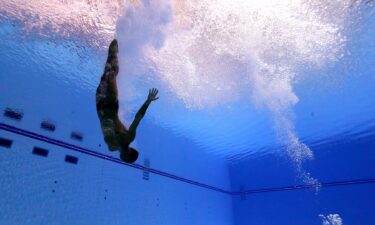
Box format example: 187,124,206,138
0,106,233,225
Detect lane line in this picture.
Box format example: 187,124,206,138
0,122,231,195
1,122,375,196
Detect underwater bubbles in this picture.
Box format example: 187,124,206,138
319,214,343,225
145,0,354,183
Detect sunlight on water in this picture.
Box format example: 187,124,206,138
0,0,125,48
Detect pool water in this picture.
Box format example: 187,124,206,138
0,1,374,225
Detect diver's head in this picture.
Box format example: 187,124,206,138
120,147,139,163
109,39,118,54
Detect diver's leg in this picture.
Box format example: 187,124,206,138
105,39,119,75
97,39,119,104
96,39,119,106
105,71,119,104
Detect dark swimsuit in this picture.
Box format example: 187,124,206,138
96,73,119,111
96,99,119,111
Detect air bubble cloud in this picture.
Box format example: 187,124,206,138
319,214,343,225
144,0,352,183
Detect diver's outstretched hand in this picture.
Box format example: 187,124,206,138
147,88,159,102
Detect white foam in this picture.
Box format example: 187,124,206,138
143,0,352,181
319,214,343,225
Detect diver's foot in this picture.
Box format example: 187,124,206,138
109,39,118,54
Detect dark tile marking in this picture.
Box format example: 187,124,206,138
0,137,13,148
41,121,56,132
65,155,78,164
32,147,49,157
70,132,83,141
4,108,23,120
143,158,150,181
240,186,246,200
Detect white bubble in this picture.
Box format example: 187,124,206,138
319,214,343,225
114,0,357,182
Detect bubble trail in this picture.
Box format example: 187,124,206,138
144,0,354,184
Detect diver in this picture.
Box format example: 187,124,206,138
96,39,159,163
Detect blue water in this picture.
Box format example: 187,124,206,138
0,1,375,225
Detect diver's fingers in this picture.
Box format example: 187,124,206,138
148,88,158,97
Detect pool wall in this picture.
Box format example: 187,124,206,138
0,108,233,225
229,135,375,224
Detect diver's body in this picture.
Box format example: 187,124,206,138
96,39,159,163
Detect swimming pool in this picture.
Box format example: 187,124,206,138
0,1,374,224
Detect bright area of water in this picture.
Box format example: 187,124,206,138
0,1,374,225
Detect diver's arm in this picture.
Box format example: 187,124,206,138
129,88,159,133
129,100,151,133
